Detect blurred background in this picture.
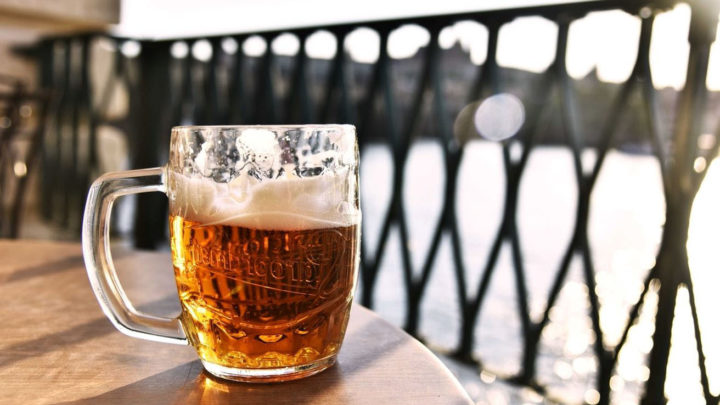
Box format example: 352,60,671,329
1,0,720,404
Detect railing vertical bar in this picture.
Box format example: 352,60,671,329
377,23,419,339
611,265,657,365
357,29,386,141
684,4,717,193
643,0,717,402
257,34,277,123
320,31,345,123
513,40,614,377
358,28,392,308
507,178,532,334
587,76,637,189
696,113,720,188
95,41,122,126
515,74,552,171
680,60,707,178
190,42,207,125
636,13,671,194
39,39,55,220
511,76,563,364
603,15,666,372
227,36,247,124
606,16,664,370
176,41,196,125
204,38,222,124
641,74,670,191
466,22,500,101
52,40,69,223
418,26,450,297
455,21,504,362
69,38,85,229
286,33,312,123
336,31,355,125
79,35,96,219
535,13,648,366
132,41,171,249
401,25,442,334
492,16,533,354
642,256,679,405
499,59,580,380
60,39,75,227
581,244,612,404
527,230,578,355
556,16,613,403
685,279,714,403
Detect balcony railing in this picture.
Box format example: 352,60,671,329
26,0,720,403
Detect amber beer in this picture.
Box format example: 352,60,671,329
169,215,358,373
83,125,358,382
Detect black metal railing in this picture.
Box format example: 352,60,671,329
28,0,720,403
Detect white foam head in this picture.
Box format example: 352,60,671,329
169,169,360,230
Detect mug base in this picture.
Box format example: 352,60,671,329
201,355,337,383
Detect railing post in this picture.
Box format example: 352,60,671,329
642,0,718,403
256,34,277,124
204,38,221,124
227,36,247,124
78,35,95,225
59,38,74,227
133,41,171,249
38,39,55,221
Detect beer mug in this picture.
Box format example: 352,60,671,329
82,125,360,382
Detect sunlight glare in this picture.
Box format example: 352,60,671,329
497,16,557,73
306,30,337,60
388,25,429,59
271,33,300,56
650,4,691,90
687,157,720,395
706,13,720,91
566,10,640,82
243,36,267,57
665,288,705,404
454,21,489,65
346,28,380,63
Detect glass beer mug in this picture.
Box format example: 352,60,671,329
82,125,360,382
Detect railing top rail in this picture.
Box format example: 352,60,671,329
37,0,679,43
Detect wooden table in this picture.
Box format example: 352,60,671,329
0,240,472,405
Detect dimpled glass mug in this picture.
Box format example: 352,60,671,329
82,125,361,382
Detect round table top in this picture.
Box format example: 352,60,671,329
0,240,472,405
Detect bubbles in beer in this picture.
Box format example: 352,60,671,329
171,217,358,371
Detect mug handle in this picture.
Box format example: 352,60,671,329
82,167,187,345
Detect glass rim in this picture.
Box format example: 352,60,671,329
171,124,356,131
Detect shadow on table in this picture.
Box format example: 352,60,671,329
0,294,179,369
0,317,113,369
3,255,85,283
2,250,132,284
55,320,409,405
